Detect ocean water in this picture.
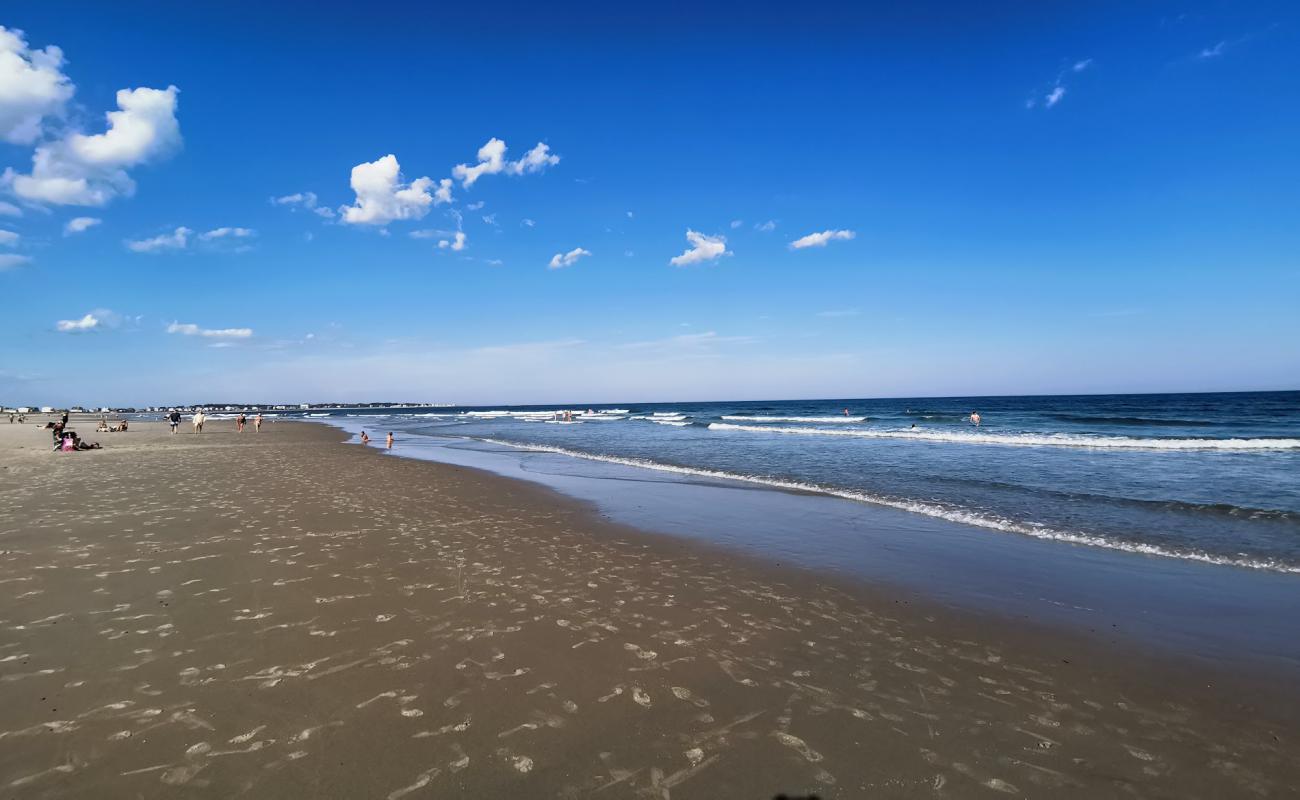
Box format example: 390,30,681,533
297,392,1299,573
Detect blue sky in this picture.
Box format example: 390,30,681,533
1,1,1297,406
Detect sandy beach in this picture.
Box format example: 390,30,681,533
1,419,1296,798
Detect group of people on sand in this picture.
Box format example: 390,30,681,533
163,409,264,434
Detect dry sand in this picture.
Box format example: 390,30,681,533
0,419,1296,798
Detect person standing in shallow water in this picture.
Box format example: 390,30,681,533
970,412,981,427
386,432,394,449
360,431,370,445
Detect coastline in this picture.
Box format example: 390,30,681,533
1,420,1296,797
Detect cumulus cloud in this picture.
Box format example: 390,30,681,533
790,229,855,249
0,253,30,270
125,226,190,253
0,229,17,245
339,154,443,225
5,85,181,206
669,230,731,267
63,216,100,234
438,231,466,251
199,226,254,240
167,321,252,339
548,247,591,269
452,138,560,188
56,313,99,332
0,26,75,145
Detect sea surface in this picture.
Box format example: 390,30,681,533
259,392,1298,574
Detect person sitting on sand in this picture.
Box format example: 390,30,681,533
360,431,370,445
97,420,110,432
386,432,394,449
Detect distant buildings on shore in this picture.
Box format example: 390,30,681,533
3,402,450,414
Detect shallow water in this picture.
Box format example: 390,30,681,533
290,392,1300,572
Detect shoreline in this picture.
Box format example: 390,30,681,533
325,419,1300,679
1,420,1296,796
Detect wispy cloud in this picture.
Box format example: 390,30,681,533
1026,57,1091,110
438,231,466,251
126,226,190,253
790,229,855,249
1198,41,1227,59
1045,86,1066,107
754,220,776,232
167,321,252,339
817,309,860,318
56,313,100,332
548,247,591,270
63,216,101,235
0,229,18,245
452,138,560,188
272,191,335,218
0,253,31,271
199,226,254,241
669,230,730,267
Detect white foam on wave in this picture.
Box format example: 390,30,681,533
470,436,1300,574
721,415,868,423
707,423,1300,451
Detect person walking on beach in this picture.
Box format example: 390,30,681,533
386,432,394,449
168,409,181,433
970,411,981,427
193,409,206,433
254,413,263,433
236,413,246,433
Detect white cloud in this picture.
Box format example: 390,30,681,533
167,321,252,339
522,218,536,227
438,231,466,251
754,220,776,232
548,247,591,269
626,211,634,219
56,313,99,332
409,228,448,240
0,253,30,270
0,229,17,245
790,229,855,249
669,229,731,267
730,219,743,229
63,216,100,234
5,85,181,206
482,213,497,226
339,154,442,225
1045,86,1066,107
272,191,316,207
0,26,75,145
1073,58,1093,72
817,309,860,318
1198,41,1226,59
199,226,254,240
467,201,485,210
0,201,20,216
452,138,560,188
125,226,190,253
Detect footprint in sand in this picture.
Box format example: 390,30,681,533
632,687,652,707
671,686,710,708
772,732,823,763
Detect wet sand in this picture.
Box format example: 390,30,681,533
1,420,1296,797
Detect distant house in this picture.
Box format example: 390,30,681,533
40,406,54,413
